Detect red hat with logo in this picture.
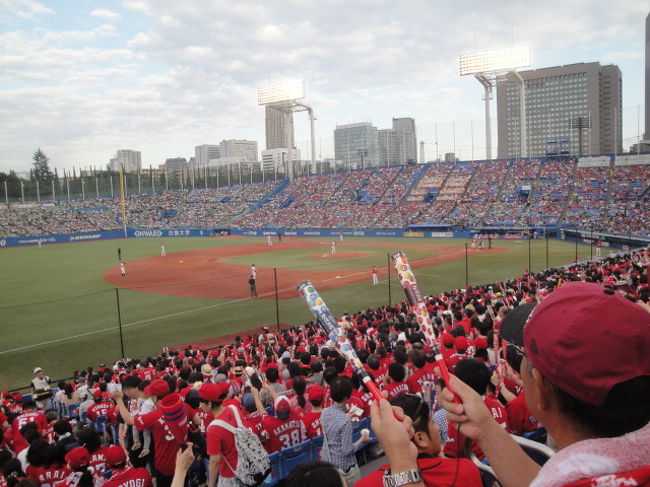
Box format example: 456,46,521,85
198,383,229,403
274,396,291,418
104,445,127,467
500,282,650,406
65,447,91,469
441,333,455,346
307,385,324,402
144,379,170,398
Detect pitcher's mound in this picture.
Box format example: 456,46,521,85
310,251,369,259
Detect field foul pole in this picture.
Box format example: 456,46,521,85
119,166,127,239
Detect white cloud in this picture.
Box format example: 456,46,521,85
0,0,52,20
90,8,121,21
0,0,648,171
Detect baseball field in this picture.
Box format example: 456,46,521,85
0,235,593,389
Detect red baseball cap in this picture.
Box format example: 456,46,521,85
307,385,324,401
198,383,228,403
274,396,291,415
454,336,468,352
92,389,105,400
144,379,170,398
65,447,91,468
12,393,23,402
500,282,650,406
104,445,127,466
441,333,454,346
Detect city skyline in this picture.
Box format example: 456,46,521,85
0,0,647,172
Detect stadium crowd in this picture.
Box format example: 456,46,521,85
2,247,649,487
1,159,649,239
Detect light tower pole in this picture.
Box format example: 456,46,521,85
459,46,531,161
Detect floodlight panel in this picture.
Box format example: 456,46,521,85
459,46,530,76
257,81,305,105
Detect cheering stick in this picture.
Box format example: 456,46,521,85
297,280,383,402
390,251,456,395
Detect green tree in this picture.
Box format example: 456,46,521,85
32,148,52,181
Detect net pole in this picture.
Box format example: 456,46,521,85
115,288,125,359
387,252,392,305
119,166,127,238
274,268,280,332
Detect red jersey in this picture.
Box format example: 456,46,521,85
356,455,482,487
88,446,109,473
261,413,306,453
243,411,265,437
382,381,409,401
506,391,539,436
134,409,186,476
86,403,110,422
406,368,436,394
301,411,322,438
206,407,242,479
444,395,508,459
35,465,71,487
103,465,153,487
12,410,48,452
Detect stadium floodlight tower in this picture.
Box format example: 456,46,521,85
257,81,316,180
459,46,531,160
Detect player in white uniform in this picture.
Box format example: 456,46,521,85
120,262,126,276
267,235,273,247
331,241,336,254
251,264,257,279
160,245,166,256
372,266,379,285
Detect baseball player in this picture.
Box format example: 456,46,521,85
160,245,166,256
251,264,257,279
596,239,602,257
120,262,126,277
331,241,336,254
267,235,273,247
372,266,379,285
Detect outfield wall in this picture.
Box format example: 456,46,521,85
2,227,648,248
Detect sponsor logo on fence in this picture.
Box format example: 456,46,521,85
166,230,191,237
242,231,258,236
303,231,321,236
374,231,398,236
284,231,298,236
430,232,453,238
404,231,424,237
134,230,163,237
69,234,102,241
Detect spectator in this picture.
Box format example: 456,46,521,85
440,281,650,487
321,376,369,486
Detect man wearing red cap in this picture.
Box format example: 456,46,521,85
57,446,98,487
406,350,436,395
301,385,324,438
441,282,650,487
255,393,306,454
102,445,152,487
113,379,186,487
86,390,110,423
10,399,48,453
199,382,240,487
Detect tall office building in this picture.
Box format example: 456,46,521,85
195,144,220,167
109,150,141,172
378,129,400,165
497,62,622,158
392,117,417,163
334,122,379,168
265,105,294,150
219,139,258,162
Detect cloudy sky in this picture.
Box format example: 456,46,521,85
0,0,648,172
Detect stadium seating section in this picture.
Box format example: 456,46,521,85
2,160,650,237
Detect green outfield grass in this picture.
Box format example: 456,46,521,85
0,236,594,389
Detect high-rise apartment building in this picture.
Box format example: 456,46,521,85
109,150,141,172
219,139,258,162
378,129,400,165
392,117,417,163
195,144,220,167
334,122,379,168
497,62,622,158
265,105,294,150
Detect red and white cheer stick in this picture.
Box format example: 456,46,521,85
297,280,383,402
391,251,456,396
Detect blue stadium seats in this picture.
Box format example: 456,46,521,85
279,439,312,478
261,451,281,487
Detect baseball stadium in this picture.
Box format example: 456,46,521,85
2,4,650,487
2,158,646,391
